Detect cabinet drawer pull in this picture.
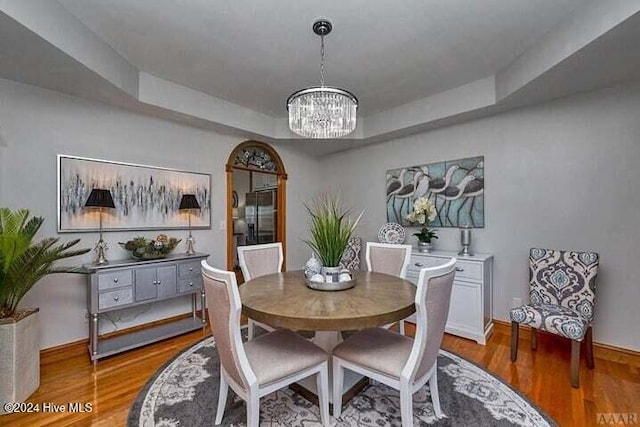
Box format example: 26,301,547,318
113,278,119,283
114,296,119,301
189,282,193,287
414,262,424,267
157,280,161,285
153,280,159,285
455,267,464,272
189,267,193,272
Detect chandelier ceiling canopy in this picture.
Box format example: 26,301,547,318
287,19,358,139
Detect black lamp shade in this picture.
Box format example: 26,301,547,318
179,194,200,210
85,189,115,209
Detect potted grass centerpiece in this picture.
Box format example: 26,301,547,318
304,193,363,290
0,208,89,414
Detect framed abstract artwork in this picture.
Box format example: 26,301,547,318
386,156,484,228
57,155,211,232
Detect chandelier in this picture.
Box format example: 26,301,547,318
287,19,358,139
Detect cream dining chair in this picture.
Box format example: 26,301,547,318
201,261,330,427
237,242,283,340
365,242,412,333
332,258,457,426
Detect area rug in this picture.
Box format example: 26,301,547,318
128,336,556,426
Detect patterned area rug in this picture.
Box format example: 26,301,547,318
128,336,556,426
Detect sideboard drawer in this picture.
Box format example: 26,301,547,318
98,270,133,291
454,260,483,282
99,288,133,310
178,276,203,293
407,256,442,274
178,261,201,278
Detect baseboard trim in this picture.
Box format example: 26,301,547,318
493,319,640,364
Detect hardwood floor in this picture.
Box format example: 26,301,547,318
3,322,639,426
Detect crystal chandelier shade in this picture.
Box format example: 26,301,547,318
287,19,358,139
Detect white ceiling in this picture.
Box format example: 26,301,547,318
57,0,584,117
1,0,639,156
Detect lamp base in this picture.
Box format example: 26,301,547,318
94,240,109,265
185,235,196,256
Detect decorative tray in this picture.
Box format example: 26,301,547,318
119,235,181,260
305,277,356,291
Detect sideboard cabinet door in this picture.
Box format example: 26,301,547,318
135,267,158,301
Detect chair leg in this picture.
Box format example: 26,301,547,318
246,395,260,427
531,327,538,351
400,387,414,427
429,369,444,419
248,319,255,341
571,339,581,388
316,364,330,426
400,320,405,335
510,322,519,362
585,326,595,369
215,374,229,425
332,357,344,418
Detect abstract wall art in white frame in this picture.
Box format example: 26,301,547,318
57,155,211,232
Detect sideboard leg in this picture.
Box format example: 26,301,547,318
91,313,99,359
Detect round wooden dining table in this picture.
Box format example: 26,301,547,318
239,269,416,405
239,269,416,334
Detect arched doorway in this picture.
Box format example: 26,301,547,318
226,141,287,280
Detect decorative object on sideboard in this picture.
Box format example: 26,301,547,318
458,225,474,256
304,193,363,291
386,156,484,228
179,194,200,255
405,196,438,252
377,222,406,244
287,19,358,139
58,155,211,232
84,188,115,265
0,208,89,414
119,235,181,260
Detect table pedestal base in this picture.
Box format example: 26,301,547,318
290,331,368,409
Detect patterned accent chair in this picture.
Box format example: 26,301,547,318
510,248,599,387
340,237,362,270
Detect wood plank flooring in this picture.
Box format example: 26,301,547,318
3,322,639,426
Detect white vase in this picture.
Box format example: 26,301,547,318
321,266,342,283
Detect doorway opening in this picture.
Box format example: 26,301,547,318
226,141,287,282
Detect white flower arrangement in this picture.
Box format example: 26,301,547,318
405,197,438,243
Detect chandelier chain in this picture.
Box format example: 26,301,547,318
320,34,325,87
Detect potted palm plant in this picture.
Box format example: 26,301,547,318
0,208,89,414
304,193,363,285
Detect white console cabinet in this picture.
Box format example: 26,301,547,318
405,250,493,345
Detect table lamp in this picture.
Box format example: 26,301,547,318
179,194,200,255
85,188,115,265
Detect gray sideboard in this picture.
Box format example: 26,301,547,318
79,252,209,362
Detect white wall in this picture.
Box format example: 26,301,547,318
321,83,640,351
0,78,320,349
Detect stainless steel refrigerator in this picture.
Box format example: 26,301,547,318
244,190,277,245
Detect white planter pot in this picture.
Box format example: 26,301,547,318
0,309,40,415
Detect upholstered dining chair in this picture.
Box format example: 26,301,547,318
365,242,412,334
332,258,457,426
201,261,330,427
237,242,283,340
510,248,599,388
